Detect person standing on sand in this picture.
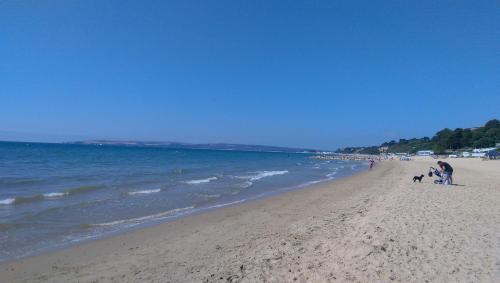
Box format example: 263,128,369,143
437,161,453,185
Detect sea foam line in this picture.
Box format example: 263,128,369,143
0,198,15,205
240,181,253,188
183,176,218,185
43,192,69,198
250,170,289,181
0,185,102,206
326,171,338,177
92,206,195,227
236,170,289,182
127,189,161,195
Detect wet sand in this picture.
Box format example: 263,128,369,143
1,158,499,282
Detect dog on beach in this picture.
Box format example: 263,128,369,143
413,174,424,183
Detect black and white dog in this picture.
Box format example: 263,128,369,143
413,174,424,183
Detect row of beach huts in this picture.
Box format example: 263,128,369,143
312,145,499,161
416,147,499,159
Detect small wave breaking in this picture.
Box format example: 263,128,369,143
240,181,253,188
237,170,289,182
0,195,43,205
250,170,289,181
0,198,15,205
0,185,102,206
127,189,161,195
43,192,69,198
183,177,218,185
326,171,338,178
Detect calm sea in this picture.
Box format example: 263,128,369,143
0,141,366,262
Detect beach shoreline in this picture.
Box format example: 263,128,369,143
2,158,499,282
0,142,368,264
0,158,367,265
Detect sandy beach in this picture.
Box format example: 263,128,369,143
1,157,499,282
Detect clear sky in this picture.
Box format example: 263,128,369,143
1,1,499,149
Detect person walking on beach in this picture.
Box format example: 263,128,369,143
437,161,453,185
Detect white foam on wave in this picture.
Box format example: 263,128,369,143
0,198,15,205
206,199,246,209
237,170,289,182
183,177,218,185
240,181,253,188
326,171,338,177
93,206,194,227
43,192,69,198
250,170,289,181
127,189,161,195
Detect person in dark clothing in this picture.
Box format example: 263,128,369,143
437,161,453,185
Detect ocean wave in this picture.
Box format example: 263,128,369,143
183,177,218,185
0,198,15,205
326,171,338,177
240,181,253,188
10,195,44,205
251,170,289,181
127,189,161,195
237,170,289,182
1,192,71,206
0,185,103,206
43,192,69,198
92,206,194,227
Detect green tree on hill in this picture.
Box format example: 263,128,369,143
386,119,499,154
336,119,499,154
433,128,453,151
485,119,500,129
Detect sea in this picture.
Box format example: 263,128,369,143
0,141,366,262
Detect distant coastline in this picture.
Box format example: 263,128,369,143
66,140,319,153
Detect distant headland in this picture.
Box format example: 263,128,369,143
67,140,317,153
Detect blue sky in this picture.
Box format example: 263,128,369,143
1,1,499,149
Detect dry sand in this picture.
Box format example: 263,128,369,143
1,158,499,282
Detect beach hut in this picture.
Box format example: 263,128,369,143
473,147,497,153
417,150,434,156
472,147,497,158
